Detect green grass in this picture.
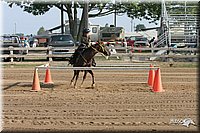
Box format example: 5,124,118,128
158,62,198,68
2,63,45,68
173,63,198,68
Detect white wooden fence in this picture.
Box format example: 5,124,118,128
0,46,198,63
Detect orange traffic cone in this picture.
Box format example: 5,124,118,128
32,69,41,91
44,67,53,84
153,68,165,92
148,64,155,87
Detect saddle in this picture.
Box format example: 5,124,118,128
68,44,96,66
69,43,85,63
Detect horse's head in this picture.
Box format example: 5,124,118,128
92,41,111,56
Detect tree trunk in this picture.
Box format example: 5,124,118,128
66,4,74,38
77,7,86,42
73,2,78,41
61,4,64,34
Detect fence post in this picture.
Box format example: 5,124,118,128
129,52,133,62
48,46,53,62
167,47,174,65
151,43,154,54
139,45,142,53
9,46,14,63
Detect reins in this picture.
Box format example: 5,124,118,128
90,45,100,53
91,44,105,53
77,44,106,65
78,46,96,65
79,53,88,63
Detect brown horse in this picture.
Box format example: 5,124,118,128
70,42,111,88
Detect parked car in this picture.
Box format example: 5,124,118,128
1,35,24,61
32,35,50,47
126,36,142,46
47,34,77,60
134,36,150,47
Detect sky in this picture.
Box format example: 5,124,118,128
1,1,159,35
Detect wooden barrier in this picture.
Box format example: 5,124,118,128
0,46,198,63
35,65,159,71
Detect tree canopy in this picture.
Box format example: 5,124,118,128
37,26,46,35
135,24,146,31
6,0,162,41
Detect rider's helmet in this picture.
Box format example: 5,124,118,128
82,28,90,33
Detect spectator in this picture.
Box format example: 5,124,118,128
149,37,155,47
149,37,155,43
28,34,34,47
23,38,30,54
32,39,39,47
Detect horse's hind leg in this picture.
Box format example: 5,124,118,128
80,70,88,87
88,70,95,88
70,70,77,86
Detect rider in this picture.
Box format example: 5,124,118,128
69,28,96,66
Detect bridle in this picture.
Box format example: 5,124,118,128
78,43,107,65
90,43,105,54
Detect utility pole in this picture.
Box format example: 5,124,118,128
131,19,133,32
14,23,16,35
114,1,117,27
114,5,116,27
61,4,64,34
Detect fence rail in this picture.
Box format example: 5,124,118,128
0,46,198,63
36,66,160,71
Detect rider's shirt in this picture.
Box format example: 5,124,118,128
81,36,91,48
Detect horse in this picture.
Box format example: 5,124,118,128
70,42,111,88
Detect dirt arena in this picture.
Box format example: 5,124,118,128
1,61,199,132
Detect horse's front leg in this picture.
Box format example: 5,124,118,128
80,70,88,88
74,70,80,88
70,70,77,87
88,70,95,88
70,70,77,86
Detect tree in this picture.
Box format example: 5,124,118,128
135,24,146,31
37,26,45,35
7,1,116,41
6,1,162,41
124,1,161,25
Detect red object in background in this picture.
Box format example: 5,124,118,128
139,45,142,53
131,43,134,53
20,36,25,40
20,36,29,41
127,39,134,46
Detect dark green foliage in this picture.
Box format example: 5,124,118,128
6,1,162,38
136,24,146,31
37,26,46,35
125,2,161,25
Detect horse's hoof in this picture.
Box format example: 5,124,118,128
92,84,95,88
70,82,74,86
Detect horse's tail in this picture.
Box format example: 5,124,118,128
68,54,75,65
